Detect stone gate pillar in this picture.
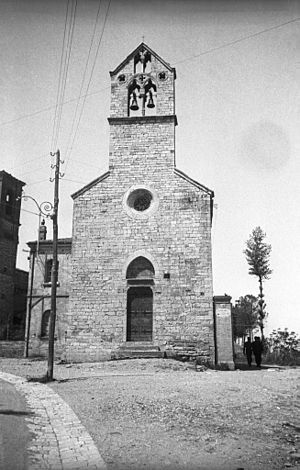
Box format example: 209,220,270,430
213,295,235,370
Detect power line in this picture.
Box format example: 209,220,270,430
26,179,50,187
64,0,111,173
0,86,110,127
12,167,47,178
63,178,89,184
51,0,70,152
0,200,39,217
63,0,103,163
174,17,300,65
69,157,105,170
51,0,78,152
55,0,78,150
21,208,40,217
64,0,103,164
1,16,298,130
5,154,49,172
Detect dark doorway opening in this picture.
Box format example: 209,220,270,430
127,286,153,341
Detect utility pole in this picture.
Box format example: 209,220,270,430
24,248,35,357
47,149,64,381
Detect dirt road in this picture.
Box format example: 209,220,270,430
1,358,299,470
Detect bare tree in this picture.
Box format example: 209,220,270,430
244,227,272,339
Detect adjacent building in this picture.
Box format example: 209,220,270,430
25,237,71,357
0,170,28,341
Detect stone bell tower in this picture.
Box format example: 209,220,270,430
0,171,25,339
108,42,177,174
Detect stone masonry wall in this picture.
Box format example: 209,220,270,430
214,296,234,370
67,160,214,362
27,244,71,358
0,238,17,339
110,54,175,118
0,171,25,339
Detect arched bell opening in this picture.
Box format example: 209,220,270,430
128,76,157,117
134,49,151,74
126,257,154,342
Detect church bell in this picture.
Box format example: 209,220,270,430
147,91,155,108
130,92,139,111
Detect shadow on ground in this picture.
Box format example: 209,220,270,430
234,362,281,371
0,409,34,416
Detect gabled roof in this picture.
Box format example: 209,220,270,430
174,168,214,197
0,169,26,187
27,238,72,255
110,42,176,79
27,238,72,248
71,171,110,200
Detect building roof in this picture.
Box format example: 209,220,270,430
70,168,214,201
109,42,176,79
0,170,26,187
174,168,214,197
27,238,72,251
71,171,110,200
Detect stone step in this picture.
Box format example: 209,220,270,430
115,350,164,359
116,350,164,358
115,344,164,359
119,343,161,351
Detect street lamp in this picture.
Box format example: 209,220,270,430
19,193,53,251
19,193,54,358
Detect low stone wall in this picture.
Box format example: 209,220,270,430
0,341,25,358
164,340,214,364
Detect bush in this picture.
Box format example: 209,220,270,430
265,328,299,365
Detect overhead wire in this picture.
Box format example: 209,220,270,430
25,179,52,187
64,0,111,174
55,0,78,150
51,0,71,152
51,0,77,151
5,154,49,172
12,166,49,179
174,17,300,65
63,0,103,164
0,86,110,127
2,16,298,130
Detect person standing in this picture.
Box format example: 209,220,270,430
243,336,253,367
252,336,263,368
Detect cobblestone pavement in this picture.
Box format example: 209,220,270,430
0,371,107,470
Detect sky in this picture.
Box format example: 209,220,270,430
1,0,299,335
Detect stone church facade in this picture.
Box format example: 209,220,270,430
65,43,218,363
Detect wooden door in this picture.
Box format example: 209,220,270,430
127,287,153,341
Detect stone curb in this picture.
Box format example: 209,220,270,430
0,371,107,470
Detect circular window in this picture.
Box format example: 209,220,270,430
128,189,152,212
123,185,159,219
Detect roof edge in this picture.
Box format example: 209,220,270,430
27,238,72,252
110,42,176,78
108,115,177,126
71,171,110,199
174,168,214,196
27,237,72,247
0,170,26,187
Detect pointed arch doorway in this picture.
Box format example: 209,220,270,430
126,256,154,341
